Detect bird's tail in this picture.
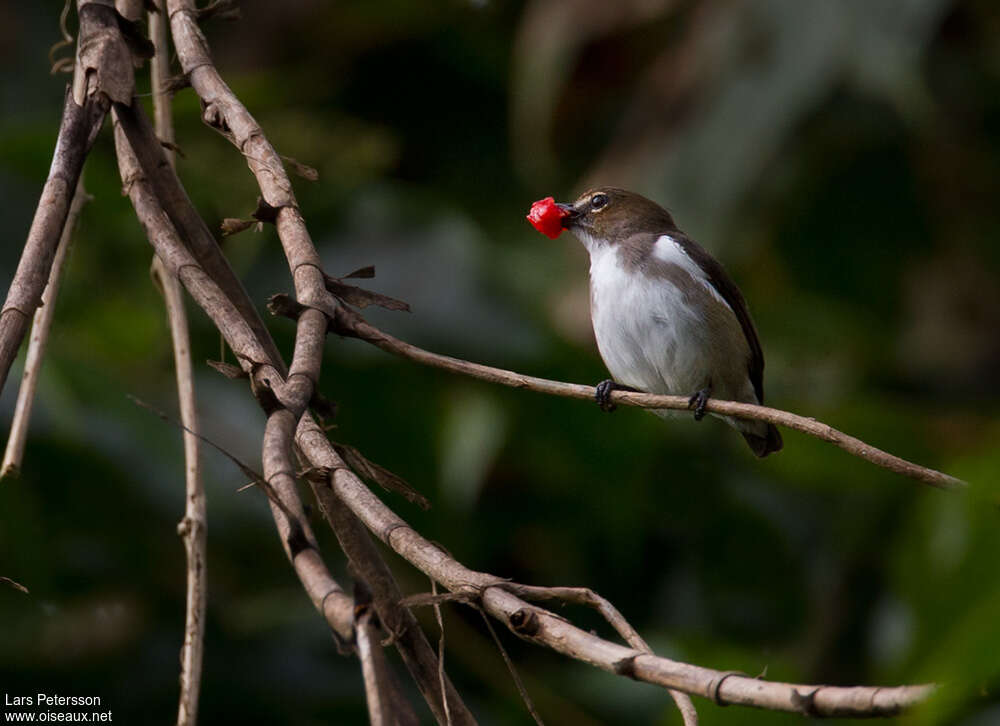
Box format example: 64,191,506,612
740,422,783,458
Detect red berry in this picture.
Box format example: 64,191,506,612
526,196,569,239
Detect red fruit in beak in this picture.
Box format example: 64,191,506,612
526,197,569,239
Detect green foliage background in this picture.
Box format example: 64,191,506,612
1,1,998,724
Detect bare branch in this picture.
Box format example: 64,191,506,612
354,581,420,726
82,2,939,719
165,0,340,334
501,583,648,651
112,118,356,643
2,178,89,479
0,76,107,395
503,583,698,725
1,576,30,595
145,4,207,721
114,0,142,22
308,470,477,726
262,407,355,643
333,309,964,490
356,602,393,726
297,413,933,718
111,98,286,373
430,581,452,726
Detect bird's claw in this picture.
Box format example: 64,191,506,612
688,387,711,421
595,379,619,413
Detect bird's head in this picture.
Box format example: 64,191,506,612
556,187,677,250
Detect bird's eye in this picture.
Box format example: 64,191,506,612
590,193,609,211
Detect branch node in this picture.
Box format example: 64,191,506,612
381,522,415,547
508,608,540,638
284,518,313,559
252,196,280,224
707,670,745,706
200,99,229,132
791,687,821,717
612,655,639,680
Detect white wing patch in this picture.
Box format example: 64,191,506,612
652,235,733,313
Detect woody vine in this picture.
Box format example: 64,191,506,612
1,2,966,724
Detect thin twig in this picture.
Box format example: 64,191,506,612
1,576,30,594
479,610,545,726
2,178,89,479
431,580,452,726
356,600,391,726
334,309,965,490
144,3,208,723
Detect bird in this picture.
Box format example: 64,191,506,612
547,187,782,457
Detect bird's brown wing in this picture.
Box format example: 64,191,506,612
673,234,766,404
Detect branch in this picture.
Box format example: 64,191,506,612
162,7,481,723
112,115,356,643
165,0,337,331
333,309,965,490
2,178,89,479
503,584,698,725
295,414,933,718
115,100,467,717
356,601,401,726
100,2,939,719
309,475,476,725
111,97,286,373
144,2,207,722
0,68,108,395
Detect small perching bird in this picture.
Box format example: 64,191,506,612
527,188,783,457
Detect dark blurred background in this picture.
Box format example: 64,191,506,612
1,1,999,724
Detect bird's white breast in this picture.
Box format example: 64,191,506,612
588,234,754,405
589,239,705,396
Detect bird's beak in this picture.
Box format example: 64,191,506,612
556,202,578,228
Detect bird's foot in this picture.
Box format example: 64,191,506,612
687,386,712,421
595,380,636,413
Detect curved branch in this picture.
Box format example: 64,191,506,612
162,5,480,722
0,82,107,396
97,2,941,719
296,414,934,718
2,177,89,479
333,309,965,491
310,478,477,726
506,584,698,725
112,117,356,643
